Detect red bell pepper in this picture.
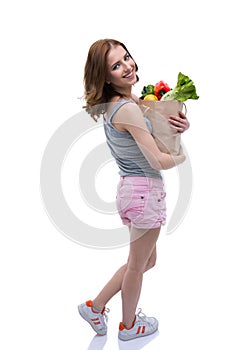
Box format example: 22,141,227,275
154,80,171,100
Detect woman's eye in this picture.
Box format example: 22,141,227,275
112,63,120,70
112,54,130,70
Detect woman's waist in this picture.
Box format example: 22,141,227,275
119,175,164,190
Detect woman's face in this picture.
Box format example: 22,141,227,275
106,45,137,90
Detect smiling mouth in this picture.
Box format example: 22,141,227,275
124,70,134,78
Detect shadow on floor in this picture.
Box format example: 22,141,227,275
85,330,159,350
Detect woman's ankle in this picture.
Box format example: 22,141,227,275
92,300,104,313
122,315,136,329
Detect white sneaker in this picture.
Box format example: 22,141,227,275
78,300,109,336
118,308,158,341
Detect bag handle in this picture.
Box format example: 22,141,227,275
182,103,187,116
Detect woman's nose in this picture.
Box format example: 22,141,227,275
123,61,131,71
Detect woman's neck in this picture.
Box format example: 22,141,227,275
109,95,134,103
113,85,132,99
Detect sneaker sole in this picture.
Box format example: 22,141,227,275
77,305,107,336
118,323,158,341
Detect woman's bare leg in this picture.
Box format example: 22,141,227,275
121,226,161,328
92,264,128,311
92,227,160,317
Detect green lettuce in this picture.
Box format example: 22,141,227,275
161,72,199,102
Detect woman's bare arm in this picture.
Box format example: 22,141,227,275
112,102,185,170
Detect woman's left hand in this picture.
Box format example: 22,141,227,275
168,111,190,133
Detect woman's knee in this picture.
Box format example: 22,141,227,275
144,258,156,272
144,249,157,272
127,252,151,273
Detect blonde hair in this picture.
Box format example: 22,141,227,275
83,39,139,121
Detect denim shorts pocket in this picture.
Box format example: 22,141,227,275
129,192,147,214
149,190,166,210
117,184,148,215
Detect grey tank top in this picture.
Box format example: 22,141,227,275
103,99,162,179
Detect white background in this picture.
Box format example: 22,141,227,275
1,0,233,349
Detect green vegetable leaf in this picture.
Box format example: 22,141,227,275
161,72,199,102
141,84,154,97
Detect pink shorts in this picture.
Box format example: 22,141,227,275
116,176,166,229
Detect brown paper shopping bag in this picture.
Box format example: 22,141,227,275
138,99,186,155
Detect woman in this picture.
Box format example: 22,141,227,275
78,39,189,341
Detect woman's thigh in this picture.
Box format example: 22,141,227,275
127,226,161,272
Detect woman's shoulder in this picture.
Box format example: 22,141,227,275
113,99,144,125
107,98,139,115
